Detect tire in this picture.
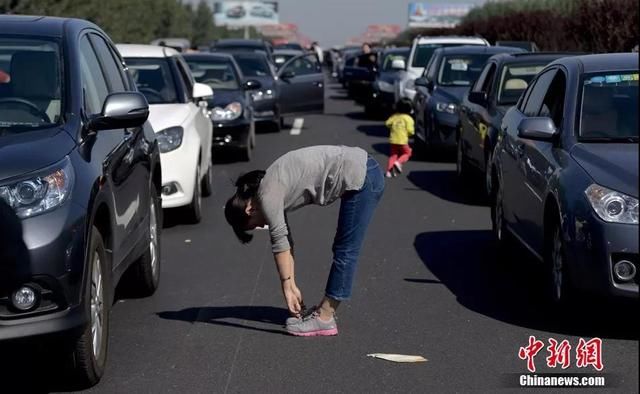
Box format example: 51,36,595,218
545,221,572,304
456,136,469,182
491,178,513,262
128,188,161,297
185,166,202,224
201,156,213,198
70,227,109,387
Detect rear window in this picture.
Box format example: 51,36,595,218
0,37,63,134
437,54,490,86
497,63,547,105
233,54,271,77
126,58,179,104
412,43,472,68
187,60,240,90
382,50,409,71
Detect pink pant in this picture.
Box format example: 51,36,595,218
387,144,412,172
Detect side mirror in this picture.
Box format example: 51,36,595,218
243,79,262,90
87,92,149,131
468,91,488,106
280,70,295,80
517,117,558,141
415,77,433,91
193,82,213,99
391,59,406,70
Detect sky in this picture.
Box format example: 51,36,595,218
187,0,486,48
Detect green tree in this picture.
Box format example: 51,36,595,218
191,0,215,46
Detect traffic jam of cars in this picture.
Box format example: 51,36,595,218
0,12,637,389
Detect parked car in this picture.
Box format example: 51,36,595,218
395,36,490,103
212,39,274,64
230,51,324,130
184,52,259,161
274,48,305,70
365,47,410,116
250,4,275,18
492,53,638,302
118,44,214,223
458,52,577,194
342,50,379,101
226,5,246,19
412,46,523,155
0,15,161,386
336,48,361,85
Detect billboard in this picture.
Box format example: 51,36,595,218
214,1,279,27
408,2,475,28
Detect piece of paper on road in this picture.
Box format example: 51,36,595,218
366,353,428,363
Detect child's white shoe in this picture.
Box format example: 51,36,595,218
385,171,393,178
393,162,403,173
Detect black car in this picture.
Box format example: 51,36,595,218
412,46,524,156
0,16,161,386
458,52,578,194
342,51,379,101
365,47,410,116
184,52,260,161
231,51,324,131
492,53,638,302
212,38,275,64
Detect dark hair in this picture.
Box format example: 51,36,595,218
224,170,265,244
395,99,413,115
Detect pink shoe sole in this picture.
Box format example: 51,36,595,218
287,328,338,337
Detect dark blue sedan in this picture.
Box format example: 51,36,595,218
492,53,638,302
412,45,524,157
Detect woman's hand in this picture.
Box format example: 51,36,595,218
282,281,304,317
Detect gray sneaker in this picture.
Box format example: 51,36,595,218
285,305,314,326
286,310,338,337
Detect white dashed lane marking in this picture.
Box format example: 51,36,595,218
289,118,304,135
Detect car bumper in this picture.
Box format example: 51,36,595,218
428,112,459,148
252,99,279,123
212,120,252,148
160,140,200,209
567,211,639,298
1,202,88,341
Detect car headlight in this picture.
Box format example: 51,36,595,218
378,81,394,93
251,89,275,101
211,102,243,122
585,184,638,224
156,126,184,153
436,102,458,114
0,158,74,219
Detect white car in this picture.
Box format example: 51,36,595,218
118,44,214,223
395,36,490,102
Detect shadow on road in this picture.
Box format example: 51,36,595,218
414,230,639,340
407,170,488,206
357,124,388,138
157,306,290,336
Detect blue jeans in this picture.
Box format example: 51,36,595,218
325,156,384,301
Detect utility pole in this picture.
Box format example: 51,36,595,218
244,25,250,39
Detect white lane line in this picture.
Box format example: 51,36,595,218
289,117,304,135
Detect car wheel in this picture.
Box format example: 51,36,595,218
456,136,469,181
128,188,161,296
70,227,109,387
185,166,202,224
491,178,512,262
201,156,213,198
546,222,572,304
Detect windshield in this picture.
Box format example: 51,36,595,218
411,43,469,68
579,71,638,141
274,54,297,69
437,54,490,86
187,60,240,90
0,37,62,135
233,55,271,77
497,63,547,105
126,58,178,104
382,50,409,71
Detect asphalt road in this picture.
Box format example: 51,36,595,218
11,80,639,393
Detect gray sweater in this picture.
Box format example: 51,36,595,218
258,145,368,253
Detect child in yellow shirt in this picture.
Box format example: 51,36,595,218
384,99,415,177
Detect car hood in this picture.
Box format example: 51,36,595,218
0,127,75,182
148,104,192,133
571,143,639,198
433,86,469,104
207,89,246,108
